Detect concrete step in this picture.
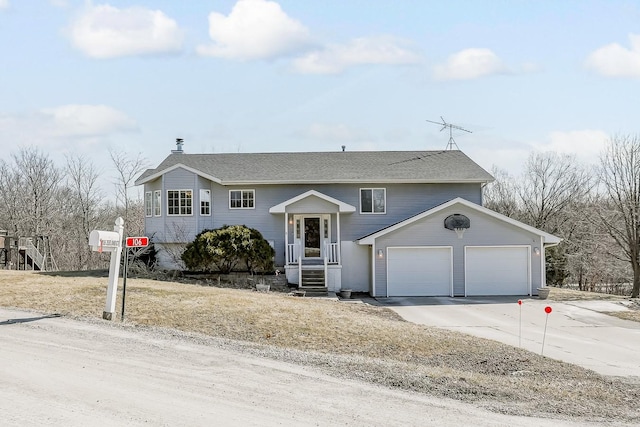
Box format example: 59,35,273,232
300,286,329,297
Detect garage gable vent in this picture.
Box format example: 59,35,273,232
444,214,470,238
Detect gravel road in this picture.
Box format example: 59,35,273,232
0,307,611,427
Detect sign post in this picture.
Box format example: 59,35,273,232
99,217,124,320
121,236,149,321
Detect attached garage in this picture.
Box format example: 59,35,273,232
387,247,452,296
465,246,530,296
359,198,561,298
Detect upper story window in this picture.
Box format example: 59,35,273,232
229,189,255,209
167,190,192,216
360,188,386,214
200,189,211,216
153,190,161,216
145,191,152,217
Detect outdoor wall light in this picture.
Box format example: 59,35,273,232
534,247,540,256
377,249,384,258
288,218,293,225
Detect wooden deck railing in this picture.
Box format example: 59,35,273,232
18,237,45,270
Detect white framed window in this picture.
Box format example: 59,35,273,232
167,190,193,216
229,189,255,209
200,189,211,216
145,191,152,217
360,188,386,214
153,190,161,216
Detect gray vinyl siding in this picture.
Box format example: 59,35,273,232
373,204,543,296
143,178,164,241
227,183,480,266
144,167,483,266
197,177,214,231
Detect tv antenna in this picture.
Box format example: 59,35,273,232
426,117,472,150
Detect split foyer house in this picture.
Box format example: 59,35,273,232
135,142,561,297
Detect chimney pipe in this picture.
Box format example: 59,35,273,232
172,138,184,154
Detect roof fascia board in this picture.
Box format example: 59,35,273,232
223,179,492,185
135,163,222,185
357,197,561,245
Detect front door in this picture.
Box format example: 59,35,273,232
303,217,321,258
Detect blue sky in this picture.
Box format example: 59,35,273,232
1,0,639,185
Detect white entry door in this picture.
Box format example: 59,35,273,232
295,215,331,260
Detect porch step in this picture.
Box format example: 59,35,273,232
299,285,329,297
301,269,325,287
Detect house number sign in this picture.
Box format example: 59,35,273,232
125,236,149,248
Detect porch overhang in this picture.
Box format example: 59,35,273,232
269,190,356,213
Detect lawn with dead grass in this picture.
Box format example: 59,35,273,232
545,287,640,322
1,270,639,423
545,286,630,302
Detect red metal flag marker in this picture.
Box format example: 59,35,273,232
541,306,553,356
517,300,523,347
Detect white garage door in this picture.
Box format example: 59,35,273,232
466,246,529,296
387,247,452,296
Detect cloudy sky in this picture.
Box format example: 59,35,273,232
1,0,638,182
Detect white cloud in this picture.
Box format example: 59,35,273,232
68,4,183,59
197,0,312,60
0,0,9,10
0,105,138,154
535,130,609,163
433,48,508,81
40,105,138,137
293,36,420,74
585,34,640,78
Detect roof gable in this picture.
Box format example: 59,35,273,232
357,197,562,245
269,190,356,213
137,163,222,185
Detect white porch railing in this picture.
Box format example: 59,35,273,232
323,256,328,288
287,242,340,265
324,242,339,264
287,243,299,264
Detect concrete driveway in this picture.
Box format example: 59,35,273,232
375,296,640,380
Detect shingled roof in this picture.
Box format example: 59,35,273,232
135,150,494,185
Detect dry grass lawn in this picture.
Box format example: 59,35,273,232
546,286,640,322
1,270,639,423
545,286,630,301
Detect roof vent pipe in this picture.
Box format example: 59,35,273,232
172,138,184,154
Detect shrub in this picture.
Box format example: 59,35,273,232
181,225,274,274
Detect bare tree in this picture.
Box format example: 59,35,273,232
518,152,593,234
565,197,629,292
484,152,594,286
483,166,519,218
0,159,26,235
598,134,640,297
11,147,63,237
109,149,148,235
65,154,103,270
